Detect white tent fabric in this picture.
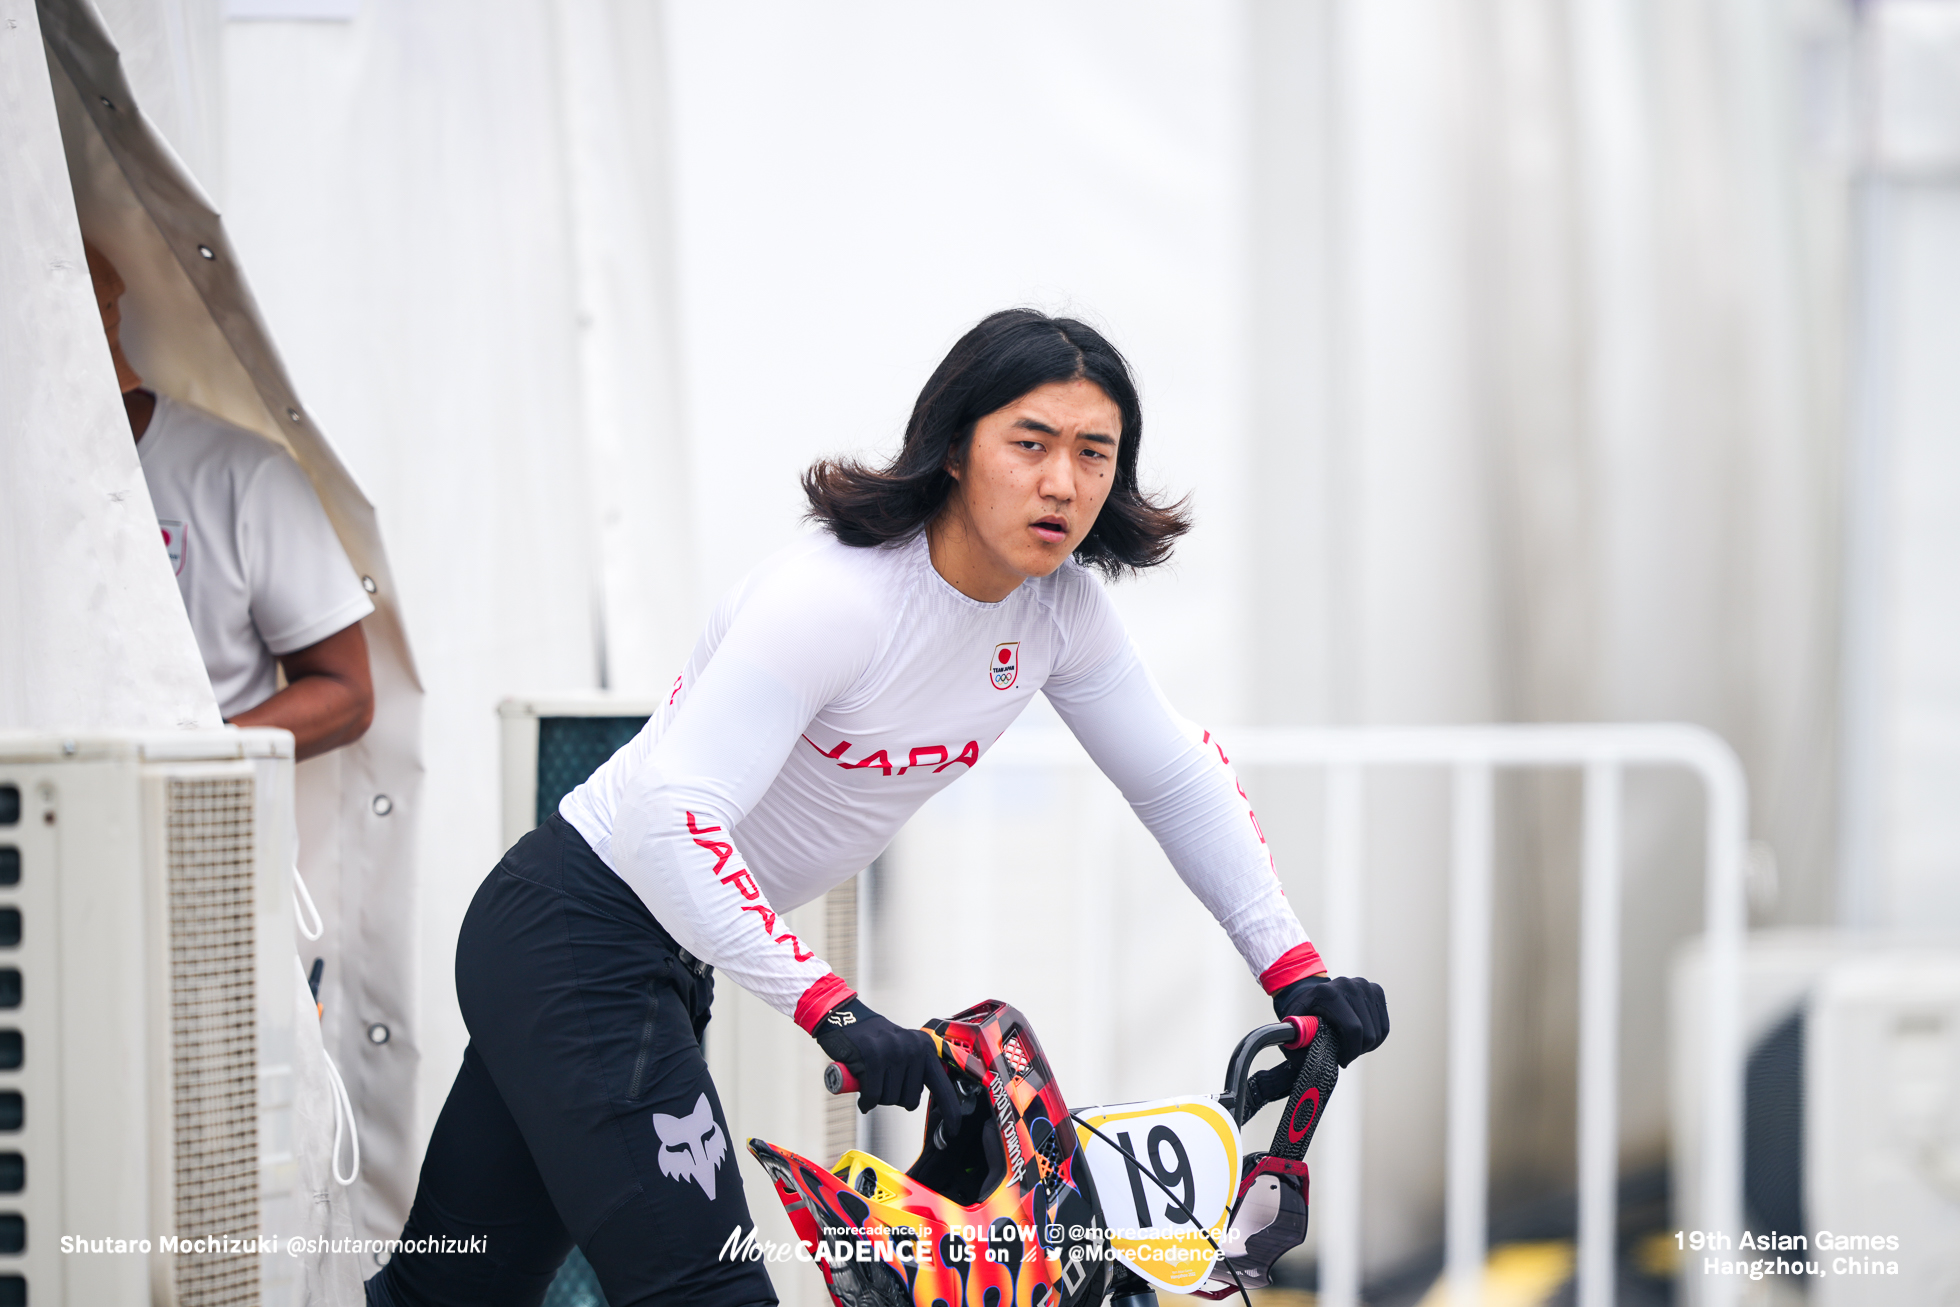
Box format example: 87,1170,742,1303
1836,1,1960,935
215,0,700,1205
0,0,216,732
37,0,425,1253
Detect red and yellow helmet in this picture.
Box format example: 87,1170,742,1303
748,1000,1111,1307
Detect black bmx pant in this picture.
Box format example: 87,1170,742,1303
366,814,777,1307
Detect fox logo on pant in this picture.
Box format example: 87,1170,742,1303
653,1093,729,1200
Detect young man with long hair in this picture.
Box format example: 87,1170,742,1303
368,309,1389,1307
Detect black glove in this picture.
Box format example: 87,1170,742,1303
812,996,960,1119
1272,974,1388,1068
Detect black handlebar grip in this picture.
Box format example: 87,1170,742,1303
1269,1021,1340,1161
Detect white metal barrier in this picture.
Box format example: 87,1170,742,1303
990,723,1746,1307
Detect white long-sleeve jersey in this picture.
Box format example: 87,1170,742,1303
560,531,1324,1031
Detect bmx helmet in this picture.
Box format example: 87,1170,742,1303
748,1000,1111,1307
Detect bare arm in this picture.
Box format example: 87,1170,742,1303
230,621,374,761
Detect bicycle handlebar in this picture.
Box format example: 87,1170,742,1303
826,1015,1337,1157
823,1054,976,1152
1266,1017,1340,1160
1220,1015,1319,1126
828,1017,1323,1113
824,1029,985,1101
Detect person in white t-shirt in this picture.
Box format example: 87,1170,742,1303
86,243,374,757
366,308,1390,1307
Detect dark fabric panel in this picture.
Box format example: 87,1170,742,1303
535,717,649,828
1744,1007,1805,1242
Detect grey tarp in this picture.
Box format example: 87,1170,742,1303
37,0,426,1262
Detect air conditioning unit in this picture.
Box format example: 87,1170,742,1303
1807,949,1960,1307
1673,932,1960,1306
0,730,296,1306
496,696,660,850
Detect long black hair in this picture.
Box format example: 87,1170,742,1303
802,309,1191,576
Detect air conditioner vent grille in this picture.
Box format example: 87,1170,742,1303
166,778,259,1306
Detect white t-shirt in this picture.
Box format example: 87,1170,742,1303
561,531,1323,1029
137,394,374,719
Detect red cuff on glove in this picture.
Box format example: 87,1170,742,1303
793,973,857,1033
1259,942,1328,995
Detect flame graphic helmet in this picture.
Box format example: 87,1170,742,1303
747,1000,1112,1307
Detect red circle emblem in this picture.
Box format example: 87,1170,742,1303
1286,1087,1321,1143
998,649,1012,663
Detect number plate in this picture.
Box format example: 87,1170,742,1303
1072,1096,1240,1293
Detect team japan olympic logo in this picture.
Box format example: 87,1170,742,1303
991,642,1020,690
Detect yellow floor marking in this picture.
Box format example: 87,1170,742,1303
1633,1230,1679,1278
1413,1240,1577,1307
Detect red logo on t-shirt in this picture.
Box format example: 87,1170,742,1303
159,520,187,576
991,642,1019,690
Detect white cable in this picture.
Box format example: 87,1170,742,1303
293,861,324,941
322,1046,361,1187
295,849,354,1184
